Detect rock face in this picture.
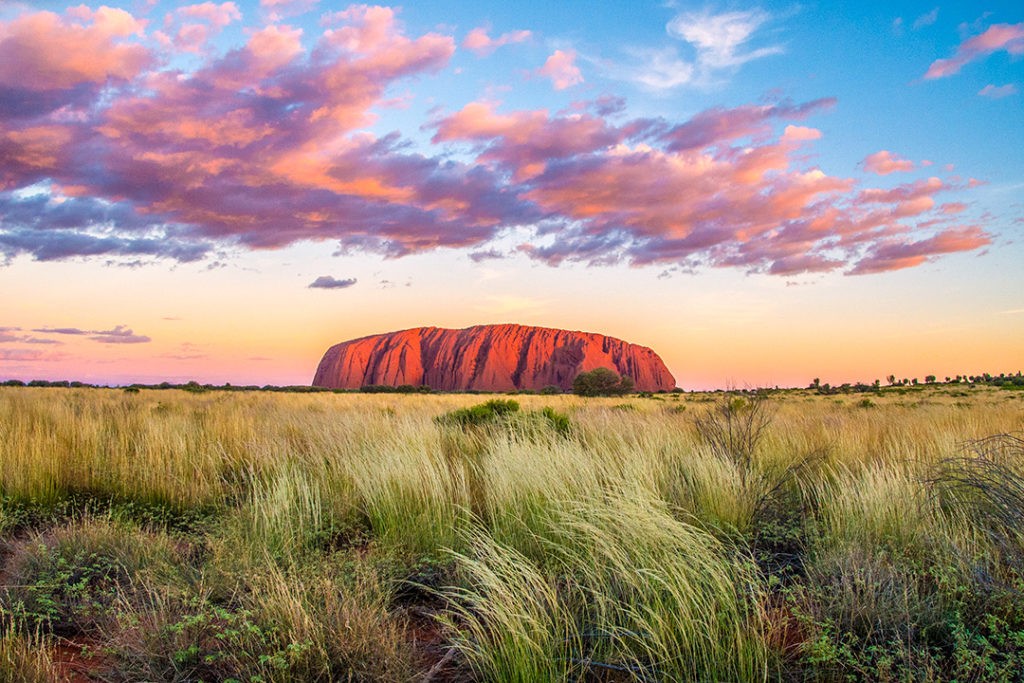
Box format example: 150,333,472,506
312,324,676,392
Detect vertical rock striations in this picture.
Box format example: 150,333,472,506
312,324,676,392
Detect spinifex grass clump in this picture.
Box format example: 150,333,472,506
0,621,59,683
931,434,1024,560
435,399,573,524
443,494,767,682
795,447,1024,680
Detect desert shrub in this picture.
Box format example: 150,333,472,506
693,390,774,477
247,560,419,682
537,406,570,436
104,554,420,683
435,399,521,428
791,442,1024,681
436,400,570,441
572,367,634,396
792,543,1024,681
0,519,185,636
360,384,431,393
102,588,285,683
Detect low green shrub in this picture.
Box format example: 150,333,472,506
435,399,521,428
0,519,185,636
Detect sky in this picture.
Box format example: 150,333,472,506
0,0,1021,389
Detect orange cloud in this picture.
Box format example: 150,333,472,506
0,8,151,91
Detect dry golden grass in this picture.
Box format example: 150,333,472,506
0,384,1021,681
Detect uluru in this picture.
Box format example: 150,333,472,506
312,324,676,392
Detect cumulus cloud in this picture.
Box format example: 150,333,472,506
537,49,583,90
0,7,150,93
260,0,318,21
978,83,1018,98
436,97,988,275
463,26,531,55
0,5,991,278
925,23,1024,79
862,150,915,175
156,2,243,53
850,227,989,274
308,275,357,289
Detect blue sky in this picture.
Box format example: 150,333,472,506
0,0,1020,387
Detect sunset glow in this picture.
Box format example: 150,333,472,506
1,0,1021,389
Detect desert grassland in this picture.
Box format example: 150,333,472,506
0,386,1023,682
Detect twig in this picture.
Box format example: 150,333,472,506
421,648,457,682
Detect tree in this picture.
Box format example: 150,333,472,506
572,368,634,397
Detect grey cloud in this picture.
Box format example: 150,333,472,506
90,325,151,344
308,276,358,289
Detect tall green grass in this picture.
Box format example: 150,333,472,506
445,494,768,682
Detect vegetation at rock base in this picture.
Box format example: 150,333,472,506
571,367,635,396
0,384,1023,681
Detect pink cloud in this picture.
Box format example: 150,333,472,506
781,125,822,142
862,150,914,175
0,8,991,277
662,98,835,150
463,26,531,56
161,2,241,52
537,49,583,90
924,23,1024,79
177,2,242,28
850,227,990,274
432,101,623,179
0,8,151,91
978,83,1018,98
